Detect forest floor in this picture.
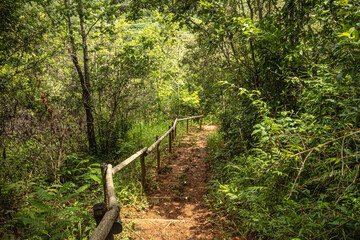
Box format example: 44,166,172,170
117,125,242,240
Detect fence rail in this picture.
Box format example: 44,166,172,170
90,115,203,240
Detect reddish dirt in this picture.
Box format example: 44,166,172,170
118,125,242,240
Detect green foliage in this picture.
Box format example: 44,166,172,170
208,124,360,239
125,116,169,147
335,1,360,82
207,77,360,238
4,0,360,239
2,176,97,239
0,1,200,237
15,183,85,239
200,1,360,237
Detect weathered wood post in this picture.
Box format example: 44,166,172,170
140,147,147,191
156,136,161,172
100,163,108,207
186,119,189,133
199,117,202,130
169,126,172,153
93,203,114,240
91,203,122,240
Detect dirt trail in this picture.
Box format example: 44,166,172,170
119,125,238,240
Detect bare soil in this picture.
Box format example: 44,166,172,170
118,125,241,240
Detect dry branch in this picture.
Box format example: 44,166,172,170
290,129,360,159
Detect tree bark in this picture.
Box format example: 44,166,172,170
256,0,263,22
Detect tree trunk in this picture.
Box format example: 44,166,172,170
65,0,97,153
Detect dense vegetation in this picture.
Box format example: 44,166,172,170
198,0,360,239
1,0,359,239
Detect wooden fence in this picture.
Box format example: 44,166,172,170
90,115,203,240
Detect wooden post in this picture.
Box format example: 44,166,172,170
93,203,114,240
199,117,202,130
171,122,175,142
174,124,177,138
100,163,108,207
93,203,107,226
186,119,189,133
140,147,147,191
90,205,121,240
169,126,172,153
156,136,160,172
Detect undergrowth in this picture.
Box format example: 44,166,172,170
206,77,360,239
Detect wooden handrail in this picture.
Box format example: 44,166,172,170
172,118,178,128
177,115,203,121
112,147,148,175
90,115,203,240
147,126,173,153
106,164,117,208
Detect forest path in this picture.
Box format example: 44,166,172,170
118,125,236,240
